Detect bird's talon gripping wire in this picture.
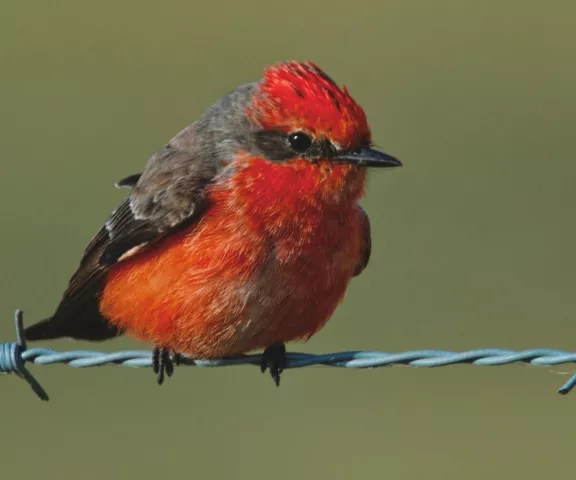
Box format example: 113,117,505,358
152,346,177,385
261,343,287,387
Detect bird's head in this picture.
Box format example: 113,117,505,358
186,61,400,205
243,60,401,169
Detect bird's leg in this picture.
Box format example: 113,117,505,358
152,346,180,385
261,343,287,387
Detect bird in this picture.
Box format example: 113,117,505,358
24,60,401,386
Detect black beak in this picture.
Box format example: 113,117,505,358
333,147,401,168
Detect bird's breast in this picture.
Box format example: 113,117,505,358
101,159,366,356
215,156,366,280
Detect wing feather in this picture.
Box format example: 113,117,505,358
24,126,219,341
353,205,371,277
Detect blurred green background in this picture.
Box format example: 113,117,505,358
1,0,575,478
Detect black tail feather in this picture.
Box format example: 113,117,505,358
24,310,121,342
24,316,64,341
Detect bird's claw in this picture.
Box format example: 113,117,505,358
152,346,180,385
261,343,286,387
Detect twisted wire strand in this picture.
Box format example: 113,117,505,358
2,310,576,400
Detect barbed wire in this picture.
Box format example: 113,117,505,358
2,310,576,401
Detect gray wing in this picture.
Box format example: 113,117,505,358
24,127,219,341
353,205,371,277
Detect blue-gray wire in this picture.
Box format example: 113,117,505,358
2,310,575,400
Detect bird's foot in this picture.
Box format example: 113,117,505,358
152,346,181,385
260,343,286,387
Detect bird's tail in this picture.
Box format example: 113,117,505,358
24,310,121,342
24,316,64,341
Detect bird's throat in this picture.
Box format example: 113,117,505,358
211,156,365,246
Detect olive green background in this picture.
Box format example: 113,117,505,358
1,0,575,478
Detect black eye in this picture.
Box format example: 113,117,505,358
288,132,312,153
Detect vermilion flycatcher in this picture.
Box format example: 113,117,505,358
24,61,401,385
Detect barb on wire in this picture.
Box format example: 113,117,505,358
0,311,49,401
2,310,575,400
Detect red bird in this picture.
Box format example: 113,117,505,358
24,61,401,385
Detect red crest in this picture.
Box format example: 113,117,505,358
249,61,371,150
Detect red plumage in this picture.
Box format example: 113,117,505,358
101,157,366,356
249,61,371,149
25,60,400,384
